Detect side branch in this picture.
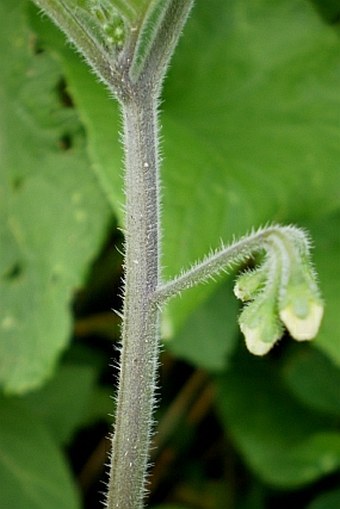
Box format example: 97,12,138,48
154,225,323,357
31,0,121,88
131,0,195,87
153,226,282,306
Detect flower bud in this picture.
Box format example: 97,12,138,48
234,226,324,355
234,267,266,302
239,297,283,356
279,266,323,341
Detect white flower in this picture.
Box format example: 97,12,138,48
278,262,324,341
240,322,280,356
280,301,324,341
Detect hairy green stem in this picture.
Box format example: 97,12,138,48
106,87,161,509
154,226,287,305
32,0,118,86
106,4,194,504
130,0,195,85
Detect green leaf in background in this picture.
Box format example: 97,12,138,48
283,346,340,417
0,0,111,393
167,280,239,371
308,211,340,365
216,354,340,488
307,489,340,509
0,398,80,509
28,5,125,219
23,364,98,444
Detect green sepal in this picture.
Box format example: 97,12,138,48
234,265,267,302
239,295,283,356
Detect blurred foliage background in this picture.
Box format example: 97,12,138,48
1,0,340,508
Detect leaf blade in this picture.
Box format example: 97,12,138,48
0,0,111,393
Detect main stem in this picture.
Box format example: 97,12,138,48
106,85,160,509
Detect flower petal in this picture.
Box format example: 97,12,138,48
279,302,324,341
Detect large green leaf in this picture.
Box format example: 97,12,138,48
0,398,80,509
308,211,340,364
283,346,340,417
216,354,340,487
167,280,239,371
28,6,125,218
0,0,111,393
23,364,98,444
29,0,340,365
